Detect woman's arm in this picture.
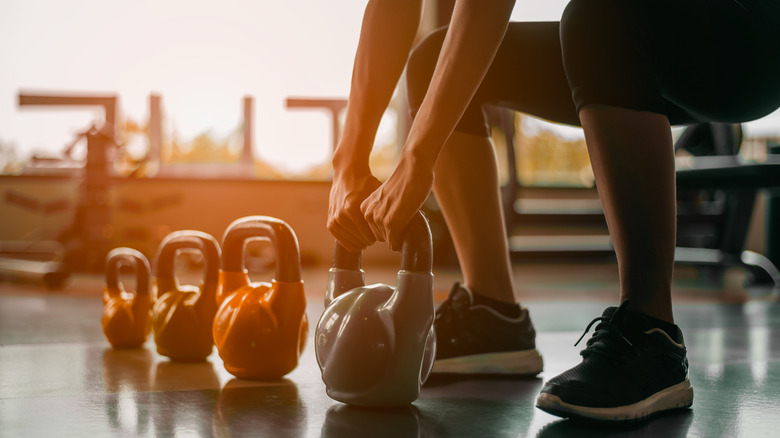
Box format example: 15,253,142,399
361,0,517,250
328,0,423,252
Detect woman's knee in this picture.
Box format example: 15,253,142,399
559,0,629,59
560,0,665,114
406,28,447,114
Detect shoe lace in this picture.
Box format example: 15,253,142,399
574,300,635,360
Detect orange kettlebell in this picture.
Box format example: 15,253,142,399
213,216,308,380
152,230,221,362
102,247,152,348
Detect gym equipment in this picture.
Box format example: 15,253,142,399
149,95,255,179
673,123,780,287
488,110,780,287
285,97,347,152
315,211,436,407
0,240,69,290
102,247,152,348
18,93,118,272
151,230,221,361
213,216,308,380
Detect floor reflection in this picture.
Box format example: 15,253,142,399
2,291,778,437
147,389,219,437
680,302,780,437
536,410,694,438
152,358,221,391
100,347,223,437
101,347,155,392
688,362,780,438
101,348,155,436
214,378,307,438
321,405,422,438
420,375,543,437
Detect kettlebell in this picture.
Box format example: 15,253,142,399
152,230,221,362
102,247,152,348
315,211,436,407
213,216,308,380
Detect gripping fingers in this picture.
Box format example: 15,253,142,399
328,215,373,252
342,191,378,245
329,228,362,253
387,227,404,252
352,209,377,246
360,197,387,244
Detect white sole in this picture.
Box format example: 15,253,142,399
432,349,544,375
536,379,694,422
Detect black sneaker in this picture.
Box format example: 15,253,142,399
432,282,543,375
536,301,694,422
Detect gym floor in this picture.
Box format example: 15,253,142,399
1,262,778,437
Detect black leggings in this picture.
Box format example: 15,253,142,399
406,0,780,136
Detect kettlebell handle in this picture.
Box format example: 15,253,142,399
187,230,221,283
332,244,362,271
221,216,301,282
199,232,221,283
105,247,150,295
332,211,432,273
155,232,207,287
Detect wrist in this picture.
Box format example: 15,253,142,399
397,146,436,182
332,148,372,178
332,129,374,174
401,138,439,174
332,154,374,185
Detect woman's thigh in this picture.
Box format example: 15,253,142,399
406,22,580,137
408,0,780,131
561,0,780,124
651,0,780,123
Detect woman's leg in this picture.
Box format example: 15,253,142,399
536,0,780,422
579,106,676,323
432,131,515,303
559,0,780,321
407,23,578,305
405,23,577,374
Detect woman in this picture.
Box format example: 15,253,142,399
328,0,780,421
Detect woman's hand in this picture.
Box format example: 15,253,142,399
326,0,423,252
360,153,434,251
328,168,382,253
355,0,515,252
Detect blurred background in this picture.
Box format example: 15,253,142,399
1,1,601,178
1,0,779,286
